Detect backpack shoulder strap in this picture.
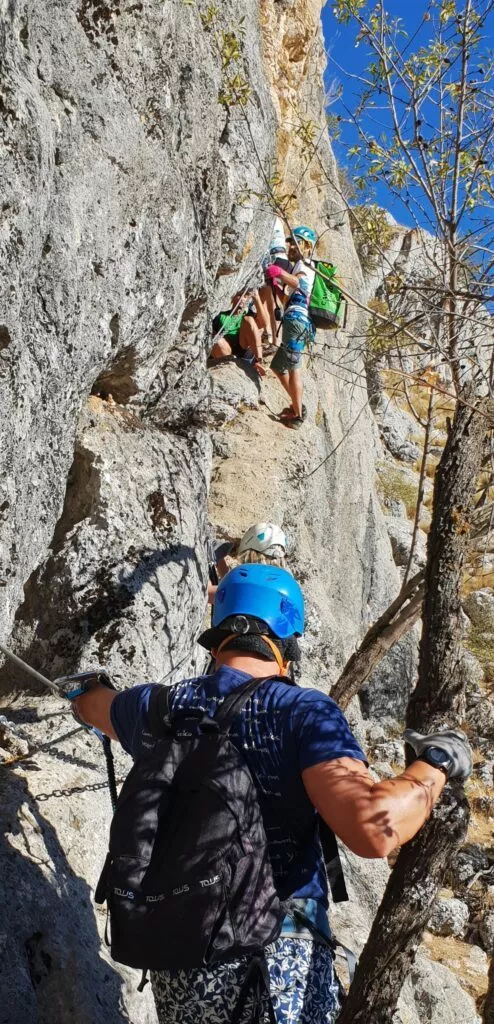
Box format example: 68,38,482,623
319,816,348,904
147,685,172,739
215,675,285,732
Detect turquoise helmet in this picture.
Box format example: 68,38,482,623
292,225,317,246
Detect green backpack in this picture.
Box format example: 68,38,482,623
309,262,346,330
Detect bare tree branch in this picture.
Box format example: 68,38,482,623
331,571,424,710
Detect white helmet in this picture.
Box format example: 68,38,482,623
237,523,288,556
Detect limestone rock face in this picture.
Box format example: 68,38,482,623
463,590,494,633
385,516,427,570
208,356,400,695
448,844,491,889
399,951,481,1024
0,2,274,1018
3,397,212,689
429,898,470,939
0,0,275,649
373,399,421,463
480,911,494,955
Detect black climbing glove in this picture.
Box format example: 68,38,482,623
403,727,473,781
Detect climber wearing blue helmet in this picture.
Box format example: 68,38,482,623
200,563,304,673
213,564,303,636
265,225,318,429
74,557,471,1024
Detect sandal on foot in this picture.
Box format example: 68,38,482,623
283,415,304,430
280,404,307,420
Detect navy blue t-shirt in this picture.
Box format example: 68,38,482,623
110,667,366,908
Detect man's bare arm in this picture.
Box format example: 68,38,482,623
75,686,118,740
302,756,446,859
276,268,307,290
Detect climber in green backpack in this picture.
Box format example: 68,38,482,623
266,226,318,429
266,227,346,427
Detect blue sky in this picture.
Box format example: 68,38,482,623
321,0,436,224
320,1,494,299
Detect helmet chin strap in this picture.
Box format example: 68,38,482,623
261,635,289,675
215,634,289,676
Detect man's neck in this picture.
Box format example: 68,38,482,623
214,651,281,678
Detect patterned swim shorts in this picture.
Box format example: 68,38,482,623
151,936,341,1024
270,315,315,374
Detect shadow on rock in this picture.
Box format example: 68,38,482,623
0,769,128,1023
0,544,200,693
209,355,262,394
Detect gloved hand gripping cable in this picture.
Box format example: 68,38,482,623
0,642,119,811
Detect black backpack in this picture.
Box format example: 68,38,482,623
95,678,284,978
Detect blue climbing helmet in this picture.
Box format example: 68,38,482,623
212,564,304,638
291,225,317,247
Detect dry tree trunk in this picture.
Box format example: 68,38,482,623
403,386,434,586
338,391,489,1024
484,957,494,1024
408,398,491,729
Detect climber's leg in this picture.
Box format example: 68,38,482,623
287,369,304,419
259,284,277,342
271,368,292,400
250,289,271,338
210,338,234,360
239,316,263,362
270,344,305,424
237,317,266,376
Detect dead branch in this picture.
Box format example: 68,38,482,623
331,570,424,710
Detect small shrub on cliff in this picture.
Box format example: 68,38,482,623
188,2,252,108
376,461,419,518
366,298,409,356
349,205,395,274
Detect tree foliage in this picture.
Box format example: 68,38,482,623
349,204,396,273
327,3,494,1020
334,0,494,392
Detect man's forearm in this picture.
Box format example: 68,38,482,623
303,756,446,858
277,269,301,290
361,760,446,854
75,685,118,740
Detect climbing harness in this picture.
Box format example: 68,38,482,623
0,642,119,811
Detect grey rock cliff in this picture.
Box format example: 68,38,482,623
0,0,274,650
0,1,275,1019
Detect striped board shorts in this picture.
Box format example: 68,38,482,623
151,935,342,1024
